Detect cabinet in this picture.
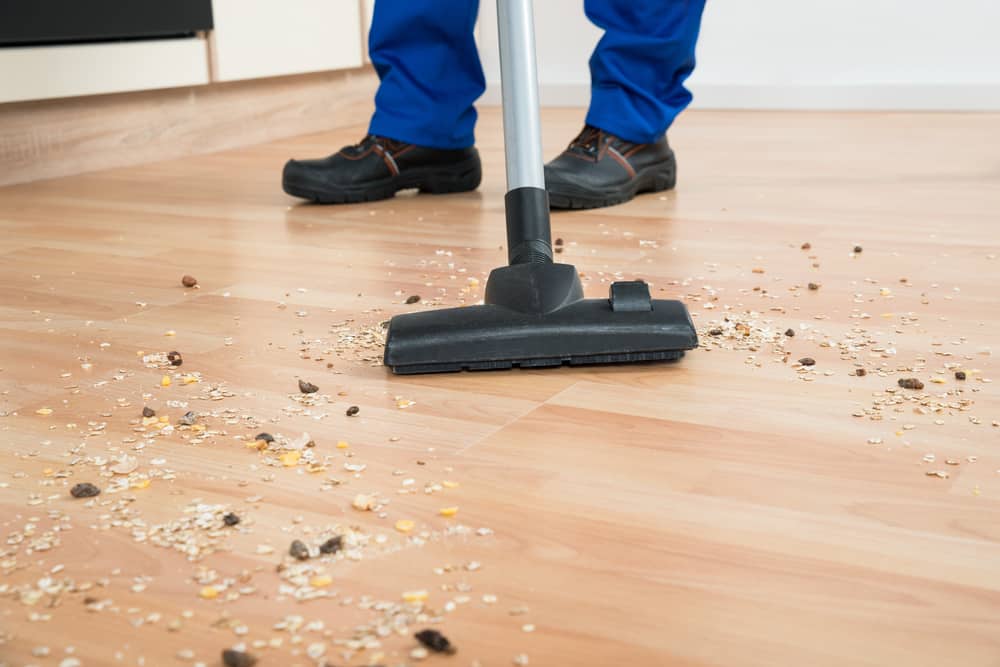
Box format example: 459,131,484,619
210,0,363,82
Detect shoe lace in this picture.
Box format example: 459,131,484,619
351,134,407,153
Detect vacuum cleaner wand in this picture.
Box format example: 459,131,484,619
382,0,698,374
496,0,553,266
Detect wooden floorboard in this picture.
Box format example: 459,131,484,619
1,108,999,667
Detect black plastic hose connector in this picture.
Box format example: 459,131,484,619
505,186,553,265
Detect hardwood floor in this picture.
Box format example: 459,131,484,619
1,108,999,667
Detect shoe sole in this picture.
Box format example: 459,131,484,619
547,155,677,210
282,156,482,204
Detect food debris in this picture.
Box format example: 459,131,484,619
415,628,456,655
167,350,183,366
279,451,301,467
70,482,101,498
346,405,360,417
221,649,257,667
898,378,925,390
925,471,950,479
178,410,197,426
181,275,198,288
289,540,310,561
405,295,421,304
798,357,816,366
402,590,429,603
319,535,343,555
352,494,376,511
223,513,241,527
298,379,319,394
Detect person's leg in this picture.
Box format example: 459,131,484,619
544,0,705,209
368,0,485,149
282,0,484,204
585,0,706,143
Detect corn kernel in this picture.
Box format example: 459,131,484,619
165,330,176,336
35,408,53,416
441,480,460,489
336,441,350,449
929,377,947,384
310,575,333,588
182,375,198,385
402,590,428,603
199,586,219,599
439,506,459,517
159,415,169,423
395,519,415,533
161,375,171,387
131,478,151,490
191,424,206,433
279,451,301,467
142,416,158,427
43,468,54,476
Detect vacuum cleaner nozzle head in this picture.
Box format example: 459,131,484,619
384,262,698,375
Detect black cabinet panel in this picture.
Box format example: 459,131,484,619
0,1,214,46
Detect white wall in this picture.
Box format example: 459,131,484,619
479,0,1000,110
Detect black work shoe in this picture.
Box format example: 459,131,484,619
282,135,482,204
544,125,676,210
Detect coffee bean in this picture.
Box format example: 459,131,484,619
784,328,795,337
346,406,360,417
254,432,274,443
221,649,257,667
554,238,564,246
853,245,863,253
405,295,421,304
415,629,456,654
166,351,183,367
181,275,198,288
955,371,966,381
856,368,867,377
898,378,924,390
798,357,816,366
223,512,241,527
142,406,156,418
319,535,343,555
800,242,811,250
70,483,101,498
708,328,723,336
289,540,310,560
807,282,820,291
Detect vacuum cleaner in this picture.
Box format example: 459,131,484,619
383,0,698,374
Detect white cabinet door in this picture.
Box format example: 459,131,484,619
211,0,363,82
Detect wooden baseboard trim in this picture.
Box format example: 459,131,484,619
0,67,379,186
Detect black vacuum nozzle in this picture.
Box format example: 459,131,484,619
383,262,698,374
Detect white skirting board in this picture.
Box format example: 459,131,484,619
480,83,1000,111
0,38,210,104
